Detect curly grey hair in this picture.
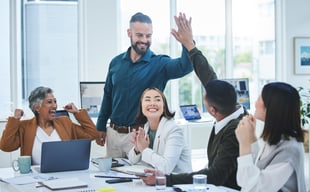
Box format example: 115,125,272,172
28,86,53,116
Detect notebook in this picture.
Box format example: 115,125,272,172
40,139,91,173
180,104,202,121
38,177,88,190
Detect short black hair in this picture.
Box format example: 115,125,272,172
204,80,237,116
130,12,152,24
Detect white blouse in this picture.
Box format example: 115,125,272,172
31,127,61,165
237,140,294,192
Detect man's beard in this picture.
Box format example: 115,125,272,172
131,40,151,56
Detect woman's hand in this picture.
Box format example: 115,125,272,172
235,115,257,156
13,109,24,120
135,128,149,153
63,103,79,114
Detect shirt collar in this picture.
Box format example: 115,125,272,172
214,106,244,134
122,47,153,63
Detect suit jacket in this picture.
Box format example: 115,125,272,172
128,117,192,174
0,109,98,156
166,108,248,190
188,47,218,87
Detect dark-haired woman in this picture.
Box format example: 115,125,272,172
128,88,192,174
235,82,306,192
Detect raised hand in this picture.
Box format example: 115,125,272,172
171,12,195,51
63,103,79,113
13,109,24,120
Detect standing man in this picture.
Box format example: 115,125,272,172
96,12,194,158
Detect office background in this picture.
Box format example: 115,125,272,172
0,0,309,188
1,0,310,119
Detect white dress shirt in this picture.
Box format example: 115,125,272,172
214,105,244,134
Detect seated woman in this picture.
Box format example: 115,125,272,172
235,82,306,192
128,87,192,174
0,86,99,165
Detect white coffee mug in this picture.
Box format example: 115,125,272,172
93,157,112,172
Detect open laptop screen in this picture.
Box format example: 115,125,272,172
40,139,91,173
180,104,202,120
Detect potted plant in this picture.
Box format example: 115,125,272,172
298,86,310,152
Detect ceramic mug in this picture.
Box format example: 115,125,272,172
93,157,112,172
12,156,31,174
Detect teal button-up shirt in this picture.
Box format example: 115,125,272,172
96,46,193,131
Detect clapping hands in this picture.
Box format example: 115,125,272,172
131,127,149,154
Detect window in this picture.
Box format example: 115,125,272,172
0,0,12,120
120,0,275,113
22,0,80,109
177,0,226,113
3,1,275,120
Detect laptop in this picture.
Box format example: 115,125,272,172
39,139,91,173
180,104,202,121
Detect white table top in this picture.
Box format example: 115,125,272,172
0,163,238,192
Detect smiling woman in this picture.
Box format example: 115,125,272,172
0,86,99,165
127,87,192,174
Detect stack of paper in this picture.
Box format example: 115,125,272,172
38,177,87,190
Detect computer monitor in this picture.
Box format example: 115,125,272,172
79,81,105,117
223,78,250,109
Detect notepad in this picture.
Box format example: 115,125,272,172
38,177,88,190
111,164,153,176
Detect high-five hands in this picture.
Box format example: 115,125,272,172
171,12,195,51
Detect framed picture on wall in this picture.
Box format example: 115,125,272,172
294,37,310,74
80,81,105,118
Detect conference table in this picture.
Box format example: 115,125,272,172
0,163,239,192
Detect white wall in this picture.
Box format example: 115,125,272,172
278,0,310,89
80,0,120,81
280,0,310,187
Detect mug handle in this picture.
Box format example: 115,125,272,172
12,160,19,172
91,159,99,168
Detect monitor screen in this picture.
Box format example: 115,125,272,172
80,81,105,117
223,78,250,109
